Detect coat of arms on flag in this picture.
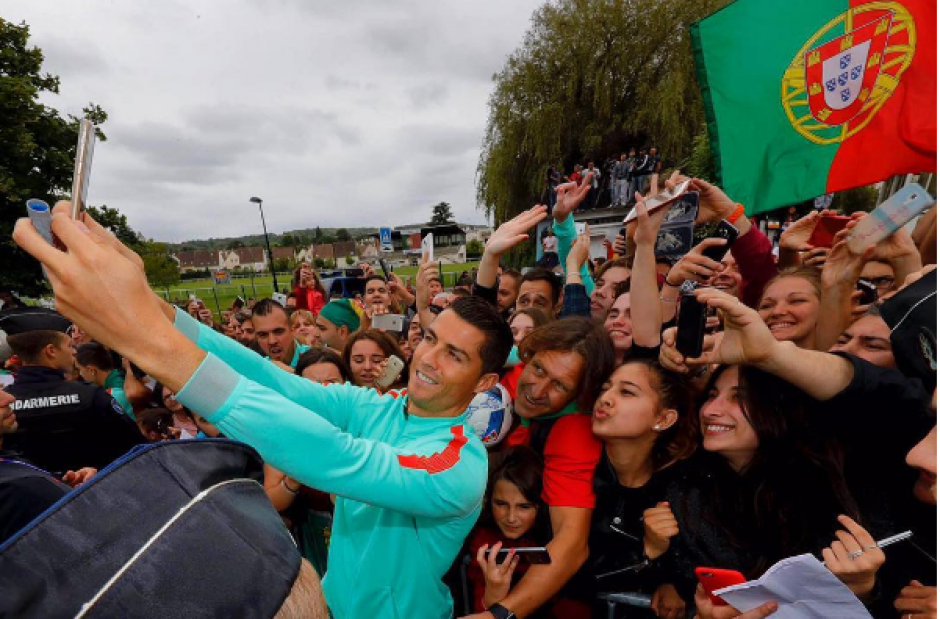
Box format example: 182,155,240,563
781,2,917,145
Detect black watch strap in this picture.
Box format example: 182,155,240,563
488,603,516,619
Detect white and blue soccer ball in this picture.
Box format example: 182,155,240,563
464,383,515,448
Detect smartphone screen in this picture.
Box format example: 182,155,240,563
488,547,552,565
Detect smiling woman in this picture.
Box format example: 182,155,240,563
757,267,822,350
662,364,861,601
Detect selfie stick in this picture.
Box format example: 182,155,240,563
26,199,54,246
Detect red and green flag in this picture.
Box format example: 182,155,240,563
691,0,936,215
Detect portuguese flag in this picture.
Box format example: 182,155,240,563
691,0,936,215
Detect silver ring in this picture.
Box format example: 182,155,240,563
848,549,865,560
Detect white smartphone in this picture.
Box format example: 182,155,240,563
272,292,288,307
422,233,435,262
575,222,587,234
372,313,406,333
375,355,405,389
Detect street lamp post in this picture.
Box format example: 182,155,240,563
249,197,279,293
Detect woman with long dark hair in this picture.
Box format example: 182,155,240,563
587,359,697,619
663,364,861,602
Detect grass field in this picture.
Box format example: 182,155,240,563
156,262,480,318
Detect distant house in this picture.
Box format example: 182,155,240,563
333,241,357,261
272,247,296,265
177,249,219,274
296,243,335,265
217,246,268,272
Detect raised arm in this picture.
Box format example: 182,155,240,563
559,227,593,318
630,189,670,347
553,174,595,294
658,287,855,400
15,201,358,431
476,205,548,289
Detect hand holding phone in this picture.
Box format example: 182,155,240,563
375,355,405,389
676,282,707,358
695,567,747,606
807,215,851,249
700,221,739,263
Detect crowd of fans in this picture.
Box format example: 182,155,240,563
546,148,663,211
0,172,936,619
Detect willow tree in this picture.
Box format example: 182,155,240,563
477,0,730,222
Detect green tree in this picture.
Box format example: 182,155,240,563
139,241,180,288
430,202,455,225
477,0,730,223
345,254,355,266
0,19,109,295
85,205,140,247
279,234,297,248
226,240,245,250
336,228,351,242
832,185,878,215
274,257,291,273
466,238,484,257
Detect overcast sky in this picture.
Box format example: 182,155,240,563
5,1,541,242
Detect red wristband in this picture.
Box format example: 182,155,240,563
727,203,745,224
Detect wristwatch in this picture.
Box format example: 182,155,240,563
488,603,517,619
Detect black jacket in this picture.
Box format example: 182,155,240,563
3,367,143,473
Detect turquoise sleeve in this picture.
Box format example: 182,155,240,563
554,213,595,294
176,354,486,518
173,308,355,431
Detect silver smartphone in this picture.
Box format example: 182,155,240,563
70,119,96,220
372,313,406,333
375,355,405,389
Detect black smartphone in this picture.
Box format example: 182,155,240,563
676,281,707,358
700,220,739,263
856,278,878,305
488,547,552,565
378,258,391,280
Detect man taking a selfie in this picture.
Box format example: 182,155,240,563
13,201,514,619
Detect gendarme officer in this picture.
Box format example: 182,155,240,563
0,307,142,473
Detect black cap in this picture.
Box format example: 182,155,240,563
0,440,301,619
881,269,937,391
0,307,71,336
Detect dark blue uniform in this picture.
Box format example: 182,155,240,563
3,367,143,473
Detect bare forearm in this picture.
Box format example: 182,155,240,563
631,240,662,347
758,340,855,400
815,283,854,352
890,252,923,288
477,252,500,289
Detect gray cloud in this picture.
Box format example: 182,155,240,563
6,0,540,241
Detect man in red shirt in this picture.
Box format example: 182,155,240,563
484,318,615,618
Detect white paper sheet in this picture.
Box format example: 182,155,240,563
715,554,872,619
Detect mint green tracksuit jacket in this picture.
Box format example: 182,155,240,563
172,309,487,619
